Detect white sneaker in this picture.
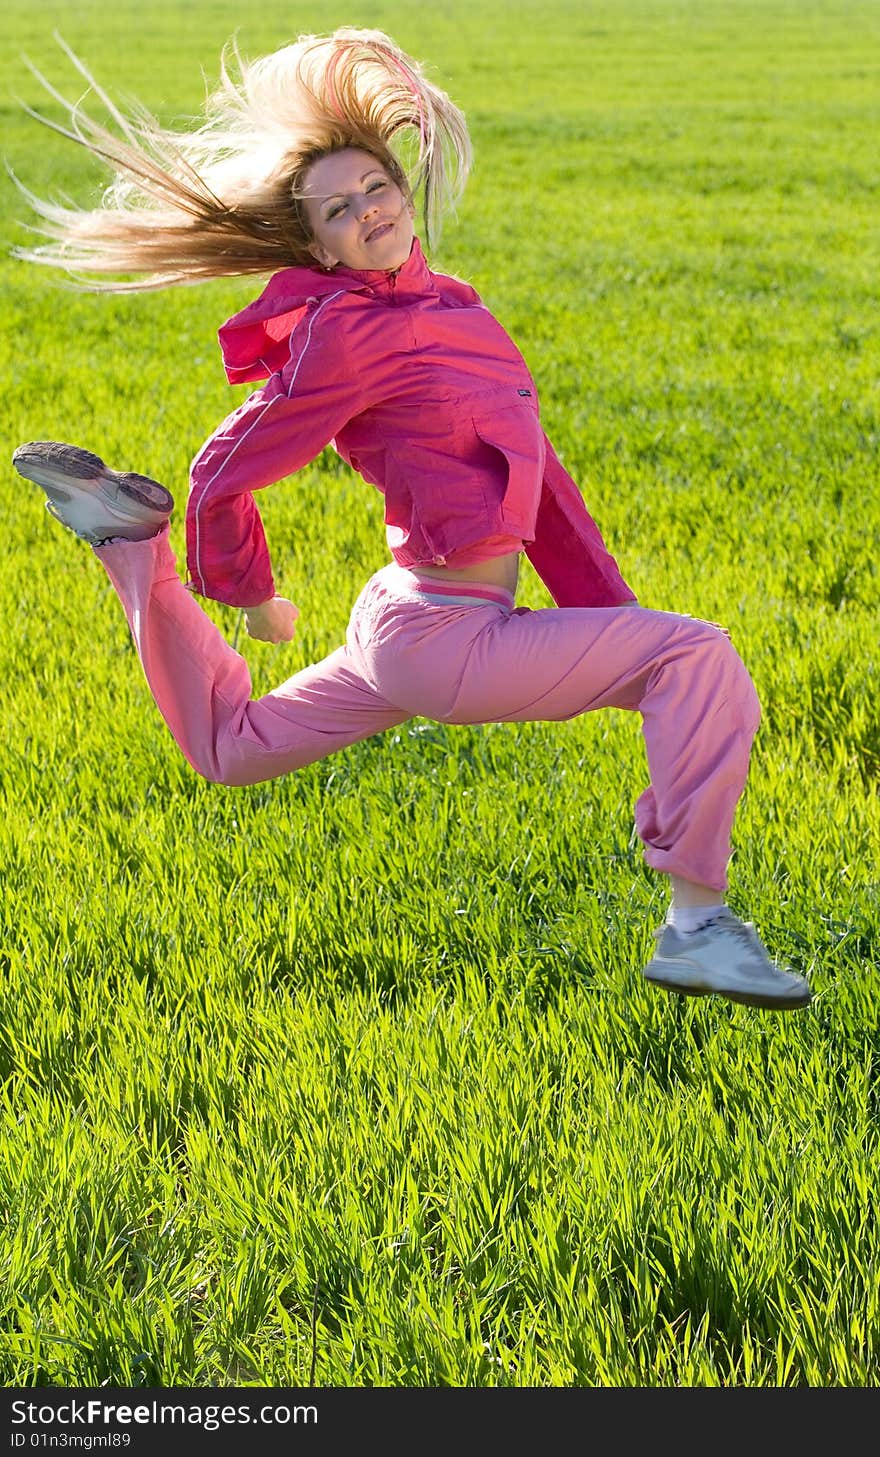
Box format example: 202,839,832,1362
12,441,173,545
643,910,812,1010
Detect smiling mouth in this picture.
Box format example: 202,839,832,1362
366,223,393,242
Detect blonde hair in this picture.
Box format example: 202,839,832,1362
11,29,473,291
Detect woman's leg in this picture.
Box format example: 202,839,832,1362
96,528,410,785
9,444,406,782
347,569,810,1008
353,581,758,892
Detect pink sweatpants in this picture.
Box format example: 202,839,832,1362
96,526,760,890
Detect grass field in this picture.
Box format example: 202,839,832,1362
0,0,879,1387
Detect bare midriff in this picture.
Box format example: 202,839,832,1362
414,549,522,597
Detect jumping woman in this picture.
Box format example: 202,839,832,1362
10,28,811,1009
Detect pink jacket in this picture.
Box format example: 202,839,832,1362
186,237,636,610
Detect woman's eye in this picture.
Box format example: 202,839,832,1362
325,179,385,219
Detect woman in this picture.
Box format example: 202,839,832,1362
10,28,810,1010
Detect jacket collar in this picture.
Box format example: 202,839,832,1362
331,235,435,302
218,237,434,384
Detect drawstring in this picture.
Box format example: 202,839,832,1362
232,608,244,651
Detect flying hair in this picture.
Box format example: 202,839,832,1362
9,28,473,291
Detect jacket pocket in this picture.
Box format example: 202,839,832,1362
471,399,546,528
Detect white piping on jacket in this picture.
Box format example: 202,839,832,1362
191,291,347,596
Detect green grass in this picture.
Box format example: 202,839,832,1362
1,0,879,1387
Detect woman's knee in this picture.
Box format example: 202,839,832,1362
206,735,310,787
690,621,761,733
186,742,261,786
196,717,290,786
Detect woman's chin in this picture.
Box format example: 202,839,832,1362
337,232,414,272
370,229,415,272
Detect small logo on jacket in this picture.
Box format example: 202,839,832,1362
517,389,532,397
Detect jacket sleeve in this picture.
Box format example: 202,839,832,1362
524,433,638,608
186,311,365,607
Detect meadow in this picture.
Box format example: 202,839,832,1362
0,0,878,1387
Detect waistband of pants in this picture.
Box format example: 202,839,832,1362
382,564,515,610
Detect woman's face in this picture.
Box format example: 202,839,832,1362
301,147,415,272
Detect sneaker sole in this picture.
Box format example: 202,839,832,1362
12,442,174,521
644,966,812,1011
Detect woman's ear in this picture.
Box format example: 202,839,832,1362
308,240,337,270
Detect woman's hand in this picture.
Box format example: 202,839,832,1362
244,596,300,643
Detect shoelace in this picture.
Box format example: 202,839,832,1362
709,917,758,946
704,918,799,979
660,915,759,948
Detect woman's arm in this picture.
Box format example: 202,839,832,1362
525,434,638,608
186,317,365,608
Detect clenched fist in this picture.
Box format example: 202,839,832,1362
244,596,300,643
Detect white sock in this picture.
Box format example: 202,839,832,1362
666,903,726,935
